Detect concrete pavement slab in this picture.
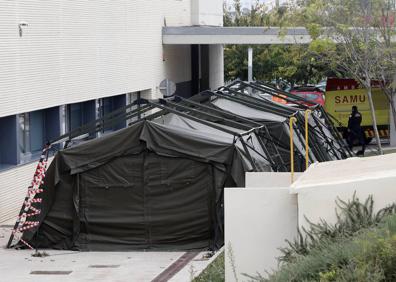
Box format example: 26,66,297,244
0,224,215,282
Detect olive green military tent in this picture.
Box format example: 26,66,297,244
12,120,264,251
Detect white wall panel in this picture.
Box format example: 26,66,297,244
225,188,298,281
191,0,223,26
0,0,192,118
0,157,53,224
246,172,302,188
297,178,396,231
161,0,191,26
163,45,191,83
0,1,18,116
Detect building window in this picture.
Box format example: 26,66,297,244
67,103,83,131
0,115,18,169
19,111,45,162
19,113,31,154
99,95,127,132
66,100,96,133
18,107,60,164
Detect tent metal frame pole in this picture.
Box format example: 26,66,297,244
257,128,288,171
168,96,276,168
226,82,351,160
180,92,293,170
147,100,242,136
209,90,293,118
62,104,154,148
321,107,354,157
236,81,313,107
175,96,265,128
163,99,253,132
238,137,258,172
254,135,279,171
146,100,259,171
296,114,327,162
51,103,152,145
310,115,343,160
252,81,316,106
219,87,295,117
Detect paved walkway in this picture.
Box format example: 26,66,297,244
0,222,214,282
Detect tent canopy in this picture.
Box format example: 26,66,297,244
15,120,257,251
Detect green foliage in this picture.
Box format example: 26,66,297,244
193,252,225,282
223,0,336,84
278,194,396,264
246,195,396,282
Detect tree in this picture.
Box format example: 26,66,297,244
223,0,334,86
304,0,396,154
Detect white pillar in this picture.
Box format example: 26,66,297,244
209,44,224,90
248,47,253,82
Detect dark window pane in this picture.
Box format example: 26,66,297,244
69,103,82,130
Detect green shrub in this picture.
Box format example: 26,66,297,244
279,194,396,264
247,195,396,282
193,251,225,282
254,214,396,281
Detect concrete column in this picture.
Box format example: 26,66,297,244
95,99,102,137
248,47,253,82
59,105,67,136
209,44,224,90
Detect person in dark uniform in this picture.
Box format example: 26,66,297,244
347,106,365,155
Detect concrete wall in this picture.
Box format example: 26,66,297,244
0,0,197,223
246,172,302,188
0,157,53,223
0,0,193,118
225,188,298,281
297,176,396,230
191,0,223,26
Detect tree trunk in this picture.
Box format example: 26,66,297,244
389,92,396,131
366,80,384,155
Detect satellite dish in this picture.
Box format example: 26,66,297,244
159,79,176,97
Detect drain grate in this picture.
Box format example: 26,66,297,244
89,265,120,268
30,271,72,275
151,252,199,282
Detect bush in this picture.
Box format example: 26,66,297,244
265,214,396,282
279,194,396,264
193,251,225,282
246,194,396,282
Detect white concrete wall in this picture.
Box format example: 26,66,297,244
161,0,191,27
0,0,193,118
246,172,302,188
297,176,396,230
0,0,197,223
0,157,53,223
191,0,223,26
225,188,298,282
163,45,192,84
209,44,224,90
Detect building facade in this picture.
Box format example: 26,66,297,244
0,0,224,222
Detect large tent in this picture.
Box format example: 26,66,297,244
10,120,265,251
8,81,351,251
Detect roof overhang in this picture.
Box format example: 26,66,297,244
162,26,312,45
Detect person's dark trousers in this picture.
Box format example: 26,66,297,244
347,128,366,153
347,131,356,150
